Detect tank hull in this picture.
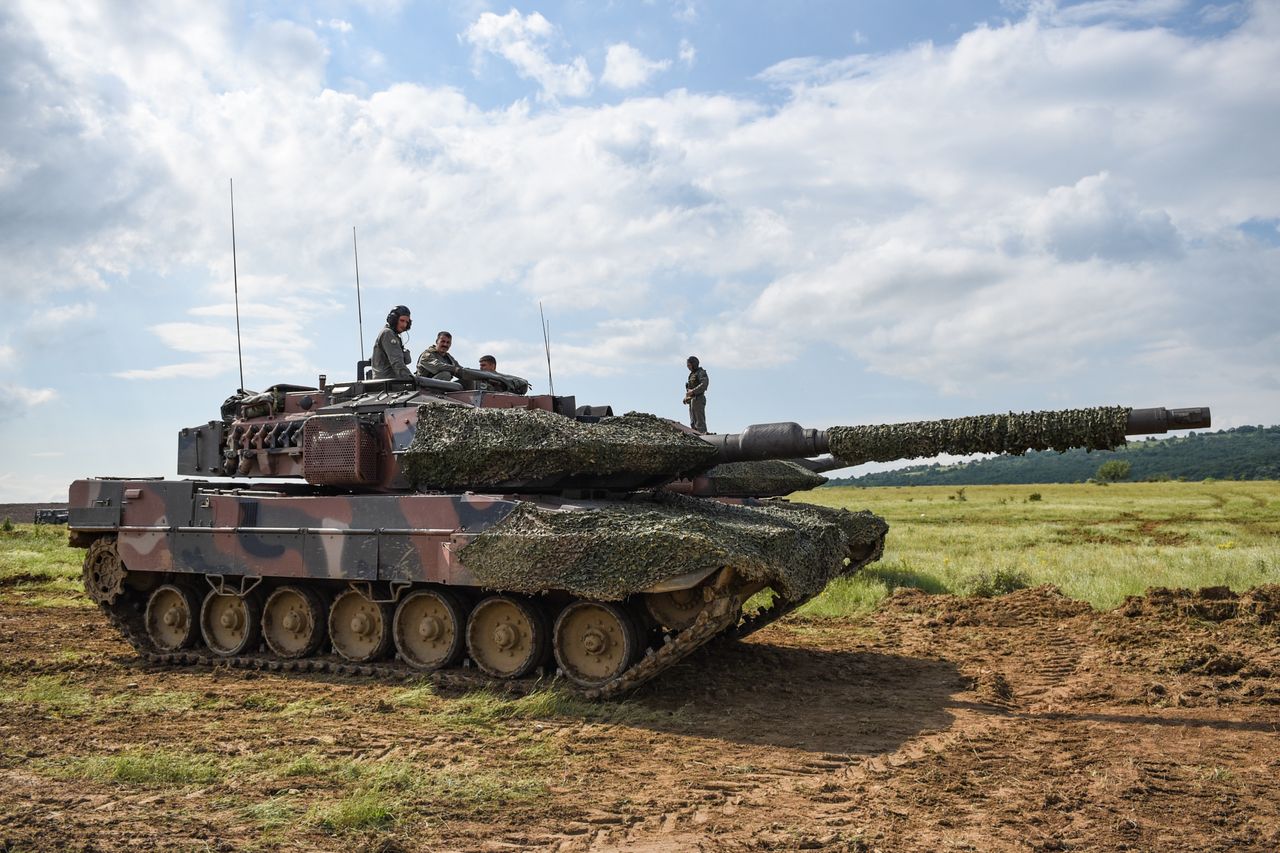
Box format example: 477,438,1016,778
69,477,888,696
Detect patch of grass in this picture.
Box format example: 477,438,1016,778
279,697,347,718
392,684,672,728
282,752,335,778
307,789,398,832
959,567,1032,598
240,693,285,712
60,748,221,785
2,675,94,715
243,794,302,831
0,525,82,590
126,690,217,714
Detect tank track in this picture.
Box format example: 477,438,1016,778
96,585,742,701
726,532,887,641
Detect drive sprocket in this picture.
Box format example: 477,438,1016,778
82,537,127,605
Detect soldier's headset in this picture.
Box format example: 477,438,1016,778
386,305,412,331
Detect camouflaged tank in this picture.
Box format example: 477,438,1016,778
68,365,1210,696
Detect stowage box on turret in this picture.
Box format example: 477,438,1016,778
70,364,1210,697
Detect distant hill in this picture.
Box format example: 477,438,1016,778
826,425,1280,487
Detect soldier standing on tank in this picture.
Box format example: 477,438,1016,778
371,305,414,380
684,356,709,434
416,331,460,380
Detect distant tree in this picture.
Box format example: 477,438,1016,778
1095,460,1132,482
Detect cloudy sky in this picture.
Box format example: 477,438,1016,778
1,0,1277,502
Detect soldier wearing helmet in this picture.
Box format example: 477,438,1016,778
371,305,414,380
684,355,709,433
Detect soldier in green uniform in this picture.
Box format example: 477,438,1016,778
684,355,709,433
371,305,414,380
416,331,460,380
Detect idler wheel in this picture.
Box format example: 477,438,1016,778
261,586,327,659
144,584,201,651
393,588,466,671
200,589,263,656
82,538,127,605
553,601,639,688
329,589,393,663
644,585,710,632
465,595,547,679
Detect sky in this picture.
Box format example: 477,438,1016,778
1,0,1277,502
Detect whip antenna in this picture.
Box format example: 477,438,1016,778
353,226,365,362
539,301,555,397
229,178,245,392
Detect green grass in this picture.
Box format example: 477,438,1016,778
795,481,1280,616
388,683,677,728
56,748,221,785
1,674,95,715
0,524,85,608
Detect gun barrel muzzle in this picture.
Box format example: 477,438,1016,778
1126,407,1211,436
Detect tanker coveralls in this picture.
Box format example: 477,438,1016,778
371,326,414,380
686,367,709,433
416,346,460,379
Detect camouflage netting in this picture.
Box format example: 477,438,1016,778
700,460,828,496
401,405,718,489
828,406,1131,465
458,491,888,602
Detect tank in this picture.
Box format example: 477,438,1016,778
68,366,1210,697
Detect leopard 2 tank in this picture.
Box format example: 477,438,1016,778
69,366,1210,696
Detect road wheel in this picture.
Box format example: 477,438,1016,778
200,589,263,656
553,601,639,688
329,589,393,663
145,584,201,651
393,588,466,671
466,595,547,678
261,586,326,658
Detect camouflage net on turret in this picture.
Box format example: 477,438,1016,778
458,492,888,602
698,460,828,496
828,406,1131,465
401,405,717,489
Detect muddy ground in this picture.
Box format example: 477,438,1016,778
0,585,1277,852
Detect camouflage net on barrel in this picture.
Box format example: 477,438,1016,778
458,492,888,601
828,406,1131,465
699,460,828,496
401,405,717,489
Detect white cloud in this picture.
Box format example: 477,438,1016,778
462,9,592,100
2,1,1278,430
1048,0,1188,24
320,18,353,34
0,344,13,367
602,43,672,89
0,384,57,408
678,38,696,67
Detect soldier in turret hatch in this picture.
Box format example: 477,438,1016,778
416,330,460,380
684,355,709,434
371,305,414,380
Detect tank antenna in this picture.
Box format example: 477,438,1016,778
539,301,555,397
229,178,245,393
352,226,365,362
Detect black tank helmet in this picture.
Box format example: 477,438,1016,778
386,305,412,331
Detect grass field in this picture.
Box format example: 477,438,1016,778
3,481,1278,615
1,482,1277,851
796,480,1280,615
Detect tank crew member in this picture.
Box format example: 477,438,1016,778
371,305,414,380
478,354,497,372
416,330,460,380
684,355,709,433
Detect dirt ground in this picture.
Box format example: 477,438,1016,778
1,585,1277,852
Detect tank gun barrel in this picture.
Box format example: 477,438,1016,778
702,406,1211,466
